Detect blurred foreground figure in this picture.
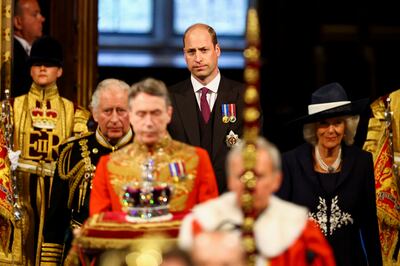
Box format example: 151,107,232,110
179,137,336,266
192,231,245,266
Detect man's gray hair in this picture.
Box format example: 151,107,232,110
129,78,171,107
303,115,360,146
90,78,130,111
226,137,282,177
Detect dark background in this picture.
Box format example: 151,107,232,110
40,1,400,152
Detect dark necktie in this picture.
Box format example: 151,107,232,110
200,87,211,123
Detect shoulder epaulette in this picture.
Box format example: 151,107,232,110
73,106,90,133
60,131,94,146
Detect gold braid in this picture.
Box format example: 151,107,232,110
58,142,84,180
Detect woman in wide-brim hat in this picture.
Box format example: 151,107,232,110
277,82,382,266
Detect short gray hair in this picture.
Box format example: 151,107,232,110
226,137,282,177
129,78,171,107
90,78,130,111
303,115,360,146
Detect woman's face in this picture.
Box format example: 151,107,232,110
315,117,345,149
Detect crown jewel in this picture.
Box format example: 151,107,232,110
122,158,173,222
31,106,58,129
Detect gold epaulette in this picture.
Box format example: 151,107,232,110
60,131,94,146
73,106,90,134
40,242,63,266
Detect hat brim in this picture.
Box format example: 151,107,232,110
288,98,369,125
27,57,62,67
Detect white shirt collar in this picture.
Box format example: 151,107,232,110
191,71,221,94
14,35,32,55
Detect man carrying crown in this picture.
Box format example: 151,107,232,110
0,36,89,266
89,78,218,217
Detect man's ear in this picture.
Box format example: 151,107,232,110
92,109,99,123
14,15,23,31
215,43,221,57
56,67,63,78
167,106,173,122
272,172,282,193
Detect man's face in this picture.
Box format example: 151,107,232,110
92,87,130,142
14,0,45,44
192,232,245,266
129,93,172,146
228,149,282,212
30,64,62,87
184,26,220,85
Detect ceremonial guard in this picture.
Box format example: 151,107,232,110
90,78,219,216
40,79,133,265
0,36,89,266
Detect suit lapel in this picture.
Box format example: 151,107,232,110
174,80,201,146
336,145,354,190
212,78,233,160
296,144,320,186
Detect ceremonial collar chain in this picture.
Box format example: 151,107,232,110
315,146,342,173
96,127,133,151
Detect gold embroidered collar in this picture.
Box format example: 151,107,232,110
29,82,59,99
95,127,133,151
132,134,172,154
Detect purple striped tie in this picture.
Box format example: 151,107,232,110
200,87,211,123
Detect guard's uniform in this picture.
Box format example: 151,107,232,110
0,83,89,266
89,135,219,216
40,128,133,265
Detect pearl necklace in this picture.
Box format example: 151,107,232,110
315,146,342,173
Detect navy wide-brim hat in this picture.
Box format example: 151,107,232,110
27,36,63,67
291,82,369,125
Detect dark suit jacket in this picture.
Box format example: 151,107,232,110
277,143,382,266
12,37,32,97
168,76,245,194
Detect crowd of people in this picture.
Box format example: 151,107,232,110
0,1,397,265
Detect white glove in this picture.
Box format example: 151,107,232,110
7,149,21,171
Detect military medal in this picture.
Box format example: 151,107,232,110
229,104,237,123
169,161,187,182
225,130,240,148
222,104,230,123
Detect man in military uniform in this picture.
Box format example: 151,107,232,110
40,79,134,265
0,36,90,266
89,78,219,216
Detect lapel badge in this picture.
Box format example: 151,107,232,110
169,160,187,182
221,104,237,123
225,130,240,148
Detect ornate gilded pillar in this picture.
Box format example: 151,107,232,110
50,0,98,108
0,0,12,100
75,0,98,108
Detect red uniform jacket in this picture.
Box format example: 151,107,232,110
90,136,219,216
